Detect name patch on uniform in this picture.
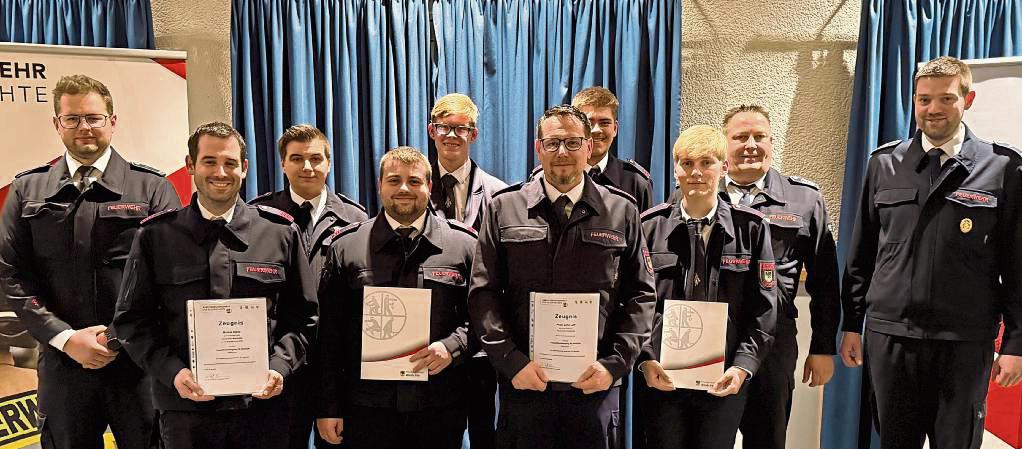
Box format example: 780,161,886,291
766,213,801,227
759,261,776,289
587,230,622,244
720,256,751,268
246,266,280,275
107,203,144,212
429,270,465,284
947,189,997,208
236,263,286,282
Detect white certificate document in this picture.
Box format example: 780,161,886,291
361,286,431,382
529,292,599,383
187,298,268,396
659,300,728,391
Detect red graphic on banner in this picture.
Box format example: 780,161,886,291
153,59,186,79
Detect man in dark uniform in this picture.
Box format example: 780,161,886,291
719,105,840,449
468,104,655,449
530,88,654,212
638,124,776,449
249,124,367,449
111,122,318,449
0,74,180,449
316,146,476,449
426,93,507,449
840,56,1022,449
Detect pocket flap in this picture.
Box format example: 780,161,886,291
423,266,467,286
98,202,149,219
874,188,917,206
946,189,997,208
235,262,286,283
20,201,67,219
499,225,548,242
580,229,627,248
650,253,678,271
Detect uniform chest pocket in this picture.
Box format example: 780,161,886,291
97,202,150,262
499,225,549,283
766,213,803,262
874,188,918,243
21,201,70,258
579,228,627,286
650,252,679,274
944,189,997,247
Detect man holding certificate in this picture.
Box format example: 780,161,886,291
468,104,656,449
316,147,476,449
637,125,776,449
111,122,318,449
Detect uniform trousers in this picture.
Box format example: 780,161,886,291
865,329,992,449
496,385,620,449
740,317,799,449
343,402,467,449
645,382,749,449
466,356,498,449
158,396,288,449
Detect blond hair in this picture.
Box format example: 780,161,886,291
571,86,619,119
915,56,972,96
379,146,431,179
673,125,726,162
431,93,479,125
52,74,114,115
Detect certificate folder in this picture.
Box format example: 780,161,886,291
360,286,431,381
659,300,728,391
187,298,269,396
529,292,599,383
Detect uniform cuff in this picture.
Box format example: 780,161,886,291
732,353,760,378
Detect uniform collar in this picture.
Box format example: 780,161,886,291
64,147,113,178
47,148,128,200
383,210,427,239
542,176,585,205
186,194,250,247
920,122,965,159
289,186,327,222
197,197,237,222
669,197,735,240
438,158,472,185
370,209,441,253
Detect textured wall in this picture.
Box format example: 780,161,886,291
683,0,860,231
151,0,232,129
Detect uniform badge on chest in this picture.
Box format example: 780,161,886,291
960,218,973,234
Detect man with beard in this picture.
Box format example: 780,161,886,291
469,104,655,449
315,147,476,449
249,124,367,449
0,74,180,449
718,104,840,449
112,122,318,449
426,93,507,449
841,56,1022,448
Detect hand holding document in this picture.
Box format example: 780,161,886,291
187,298,269,396
659,300,728,391
360,286,431,381
529,292,599,383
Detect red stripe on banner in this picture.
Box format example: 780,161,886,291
674,356,726,370
153,59,186,79
167,167,192,205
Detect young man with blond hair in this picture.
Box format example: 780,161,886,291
841,55,1022,448
638,124,776,449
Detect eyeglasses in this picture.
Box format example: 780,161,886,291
539,137,586,152
431,123,475,138
56,114,110,129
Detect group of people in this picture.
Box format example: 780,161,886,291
0,54,1019,449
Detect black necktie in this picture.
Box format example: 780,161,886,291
552,195,572,226
396,226,415,254
685,218,708,300
206,217,227,244
440,174,458,219
75,165,96,192
733,184,756,206
588,166,602,179
295,201,314,231
925,148,944,184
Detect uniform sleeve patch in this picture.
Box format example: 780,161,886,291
643,248,654,275
759,261,776,289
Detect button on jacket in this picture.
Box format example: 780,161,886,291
843,127,1022,351
111,196,319,411
729,168,839,355
317,211,476,415
638,200,777,375
249,189,368,275
0,150,180,343
468,177,656,383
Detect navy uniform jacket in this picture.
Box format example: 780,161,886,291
0,150,180,345
317,211,476,415
638,200,777,375
249,189,368,275
431,159,508,231
729,169,839,355
111,196,319,411
843,127,1022,353
532,155,654,211
468,177,656,383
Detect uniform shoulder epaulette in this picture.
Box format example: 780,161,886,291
335,193,368,213
731,203,766,219
529,165,543,180
640,202,671,221
493,182,524,197
140,208,178,225
249,191,275,204
994,141,1022,157
624,159,652,180
603,184,638,205
786,175,819,190
871,139,903,154
128,162,166,177
256,205,294,223
446,219,478,237
14,164,50,178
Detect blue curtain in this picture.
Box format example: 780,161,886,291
432,0,682,203
232,0,433,211
825,1,1022,448
1,0,154,48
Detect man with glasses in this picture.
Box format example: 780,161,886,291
426,93,507,449
0,74,180,449
468,104,655,449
